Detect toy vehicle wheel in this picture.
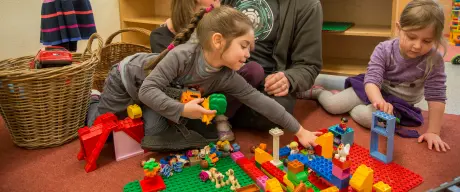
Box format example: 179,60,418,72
452,54,460,65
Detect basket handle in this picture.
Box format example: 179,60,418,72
105,27,152,46
82,33,104,60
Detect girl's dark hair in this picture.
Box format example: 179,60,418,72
144,8,207,74
144,5,254,74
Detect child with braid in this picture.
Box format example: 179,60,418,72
298,0,450,152
87,5,320,151
138,5,321,151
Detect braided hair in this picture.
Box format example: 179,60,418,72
144,6,210,74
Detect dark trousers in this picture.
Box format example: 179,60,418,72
225,62,296,131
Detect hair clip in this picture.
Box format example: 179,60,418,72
167,43,175,50
205,4,214,13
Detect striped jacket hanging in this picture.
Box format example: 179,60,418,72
40,0,97,46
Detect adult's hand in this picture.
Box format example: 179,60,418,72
264,72,290,97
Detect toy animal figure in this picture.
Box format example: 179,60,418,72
289,141,299,155
225,169,241,190
209,168,226,188
335,143,351,162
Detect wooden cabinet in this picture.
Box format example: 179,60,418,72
118,0,171,46
118,0,449,76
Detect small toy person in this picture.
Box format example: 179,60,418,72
306,146,316,161
289,141,299,155
339,117,348,131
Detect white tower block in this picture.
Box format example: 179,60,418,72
269,127,284,167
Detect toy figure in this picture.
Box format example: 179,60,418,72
289,141,299,155
335,143,351,162
306,146,316,161
225,169,241,190
340,117,348,131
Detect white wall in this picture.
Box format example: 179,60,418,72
0,0,120,60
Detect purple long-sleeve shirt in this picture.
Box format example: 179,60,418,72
364,38,447,103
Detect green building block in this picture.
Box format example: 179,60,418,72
144,160,160,171
209,94,227,115
162,157,255,192
287,170,308,186
123,180,142,192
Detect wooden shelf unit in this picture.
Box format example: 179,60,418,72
118,0,415,76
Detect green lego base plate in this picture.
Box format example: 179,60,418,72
161,157,257,192
123,180,142,192
322,22,354,32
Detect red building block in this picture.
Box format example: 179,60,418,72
332,158,351,170
77,121,118,173
140,175,166,192
93,112,118,126
261,161,286,185
314,145,322,156
117,117,144,143
237,157,252,166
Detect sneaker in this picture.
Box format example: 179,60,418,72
91,89,101,100
141,120,215,152
215,115,235,142
296,85,325,100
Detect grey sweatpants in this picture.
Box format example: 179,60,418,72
317,87,376,128
86,65,168,136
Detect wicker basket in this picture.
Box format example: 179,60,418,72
92,28,152,92
0,33,103,149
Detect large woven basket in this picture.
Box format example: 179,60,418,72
0,33,103,149
92,28,152,92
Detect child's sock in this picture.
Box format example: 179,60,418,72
296,85,325,100
215,115,235,142
91,89,101,100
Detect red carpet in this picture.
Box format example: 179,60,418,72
444,44,460,62
0,100,459,192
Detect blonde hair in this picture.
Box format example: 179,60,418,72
399,0,446,76
144,6,253,74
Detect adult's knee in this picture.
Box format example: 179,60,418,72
239,61,265,87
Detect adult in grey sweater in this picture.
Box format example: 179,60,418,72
221,0,323,130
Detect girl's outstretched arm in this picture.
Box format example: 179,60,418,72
418,101,450,152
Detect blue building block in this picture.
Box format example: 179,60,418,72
289,154,333,182
232,143,240,152
330,174,350,189
328,125,354,146
370,110,395,164
280,146,291,157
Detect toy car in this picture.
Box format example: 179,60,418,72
30,46,73,69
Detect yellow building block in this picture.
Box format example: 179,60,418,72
283,174,295,192
201,97,215,125
373,181,391,192
350,164,374,192
127,104,142,119
266,178,283,192
320,186,339,192
315,132,333,158
255,147,273,165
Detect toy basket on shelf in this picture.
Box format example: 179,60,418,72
92,28,152,92
0,33,103,149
